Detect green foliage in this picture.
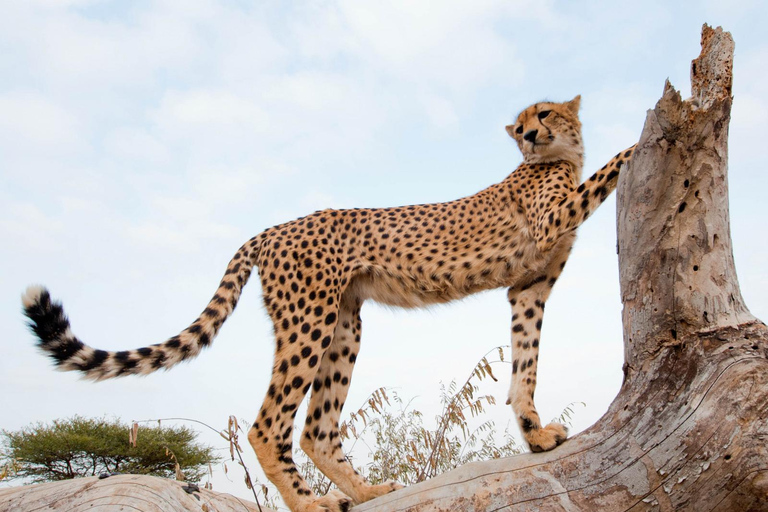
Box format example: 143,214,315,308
0,416,219,483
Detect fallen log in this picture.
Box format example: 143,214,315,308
0,474,274,512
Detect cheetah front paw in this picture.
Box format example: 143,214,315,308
355,479,405,503
525,422,568,453
310,489,354,512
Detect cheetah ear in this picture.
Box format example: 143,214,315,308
505,124,516,138
565,95,581,114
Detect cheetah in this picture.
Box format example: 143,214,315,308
23,95,635,512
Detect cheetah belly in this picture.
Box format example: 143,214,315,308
351,243,548,309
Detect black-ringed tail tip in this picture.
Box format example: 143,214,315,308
21,285,116,378
20,284,222,381
21,240,256,381
22,285,82,366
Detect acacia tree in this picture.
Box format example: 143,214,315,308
356,25,768,512
1,416,218,483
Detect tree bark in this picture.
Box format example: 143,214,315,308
0,474,274,512
356,24,768,512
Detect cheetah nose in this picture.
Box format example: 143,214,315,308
523,129,538,143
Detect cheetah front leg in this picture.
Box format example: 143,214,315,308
300,291,403,504
534,145,636,254
506,233,575,452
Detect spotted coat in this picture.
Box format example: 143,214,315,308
22,95,635,512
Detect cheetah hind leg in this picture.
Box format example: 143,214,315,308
308,490,354,512
248,278,358,512
300,291,404,504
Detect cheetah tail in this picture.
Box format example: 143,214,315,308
21,237,262,381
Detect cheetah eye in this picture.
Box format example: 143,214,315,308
538,110,551,120
515,125,523,134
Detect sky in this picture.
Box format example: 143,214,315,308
1,0,767,506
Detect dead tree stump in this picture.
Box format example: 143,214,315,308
356,24,768,512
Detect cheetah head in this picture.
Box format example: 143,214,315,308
506,96,584,165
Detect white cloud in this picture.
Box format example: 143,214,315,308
422,94,460,133
337,0,527,95
101,127,172,166
153,89,270,137
265,189,340,226
190,166,267,206
19,0,101,6
729,46,768,163
140,162,279,222
126,219,240,252
146,89,275,167
0,92,87,155
704,0,762,26
260,71,395,150
580,83,660,166
0,201,66,251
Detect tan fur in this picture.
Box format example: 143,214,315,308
23,97,635,512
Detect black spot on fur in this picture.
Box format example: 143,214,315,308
81,350,108,371
151,352,166,369
520,417,535,432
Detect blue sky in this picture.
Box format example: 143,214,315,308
2,0,767,504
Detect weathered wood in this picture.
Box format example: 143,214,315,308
0,474,274,512
355,24,768,512
617,26,754,362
